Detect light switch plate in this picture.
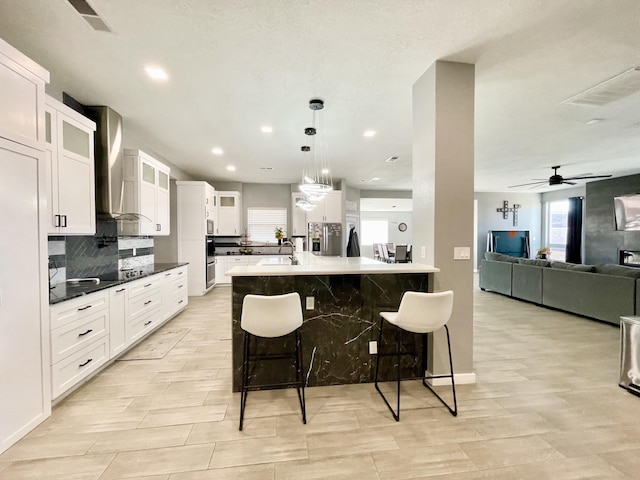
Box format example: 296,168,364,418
454,246,471,260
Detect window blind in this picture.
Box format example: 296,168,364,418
247,207,288,242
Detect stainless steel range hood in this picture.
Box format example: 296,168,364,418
85,105,124,220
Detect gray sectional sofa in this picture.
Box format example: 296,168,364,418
479,252,640,325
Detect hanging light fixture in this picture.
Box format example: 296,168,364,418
296,146,317,210
299,98,333,198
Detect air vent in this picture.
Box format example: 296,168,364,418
67,0,112,32
562,67,640,106
385,156,399,163
259,167,273,171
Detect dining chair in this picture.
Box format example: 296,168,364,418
380,244,390,263
374,290,457,421
394,245,408,263
373,243,381,261
239,292,306,430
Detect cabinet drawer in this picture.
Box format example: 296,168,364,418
50,290,108,330
128,275,162,300
51,309,108,364
129,290,162,321
51,337,108,399
127,306,161,344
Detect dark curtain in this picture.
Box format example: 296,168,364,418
565,196,583,264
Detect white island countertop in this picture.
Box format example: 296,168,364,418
227,251,439,276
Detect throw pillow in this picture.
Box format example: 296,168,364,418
550,261,595,272
595,264,640,278
518,258,550,267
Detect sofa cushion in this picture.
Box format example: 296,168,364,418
518,258,550,267
485,252,520,263
595,264,640,278
550,261,595,272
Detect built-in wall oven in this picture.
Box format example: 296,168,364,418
206,236,216,288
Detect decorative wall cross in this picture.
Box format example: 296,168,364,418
496,200,522,226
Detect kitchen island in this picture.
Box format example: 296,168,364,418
228,252,439,391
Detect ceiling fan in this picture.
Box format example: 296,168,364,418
509,165,612,188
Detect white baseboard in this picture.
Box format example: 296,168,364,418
425,371,476,386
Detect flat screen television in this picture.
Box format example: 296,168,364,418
614,194,640,231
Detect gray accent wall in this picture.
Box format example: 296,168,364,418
585,174,640,265
241,183,291,235
474,192,542,269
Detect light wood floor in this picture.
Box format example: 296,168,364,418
1,280,638,479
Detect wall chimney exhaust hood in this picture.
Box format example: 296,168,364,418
84,105,150,226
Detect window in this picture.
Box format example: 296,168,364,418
546,200,568,261
361,220,388,245
247,208,287,243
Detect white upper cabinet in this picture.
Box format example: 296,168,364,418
291,192,307,236
121,149,171,236
306,191,343,223
0,38,49,148
45,95,96,235
216,191,241,236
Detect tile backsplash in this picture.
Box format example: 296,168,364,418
48,219,154,285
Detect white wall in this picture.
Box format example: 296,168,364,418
360,211,412,258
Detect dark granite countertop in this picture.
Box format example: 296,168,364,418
49,262,188,305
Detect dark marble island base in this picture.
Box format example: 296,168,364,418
231,272,434,391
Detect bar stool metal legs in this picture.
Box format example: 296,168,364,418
374,317,458,421
238,330,306,431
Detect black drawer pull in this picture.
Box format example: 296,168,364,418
177,271,183,275
165,273,171,276
178,300,184,304
78,329,93,337
79,358,93,367
77,305,92,311
144,300,152,305
116,288,126,293
178,284,184,288
144,283,152,287
144,320,152,326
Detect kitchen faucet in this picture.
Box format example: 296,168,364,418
280,240,299,265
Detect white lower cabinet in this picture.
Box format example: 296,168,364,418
49,266,189,401
50,291,110,400
162,266,188,320
126,275,163,345
109,286,128,358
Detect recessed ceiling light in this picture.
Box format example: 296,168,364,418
211,147,224,155
321,169,329,174
371,177,380,181
364,130,376,137
585,118,604,125
261,126,273,133
226,165,236,172
144,66,168,81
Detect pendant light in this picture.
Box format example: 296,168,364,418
299,98,333,198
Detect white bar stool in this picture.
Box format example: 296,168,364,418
374,290,457,421
239,292,307,430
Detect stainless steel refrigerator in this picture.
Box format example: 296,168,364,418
308,223,342,256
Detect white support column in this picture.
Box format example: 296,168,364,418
413,60,476,383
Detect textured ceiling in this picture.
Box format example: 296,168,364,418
1,0,639,192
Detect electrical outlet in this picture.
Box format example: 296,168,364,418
306,296,314,310
369,340,378,355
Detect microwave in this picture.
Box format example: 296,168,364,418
207,219,215,235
